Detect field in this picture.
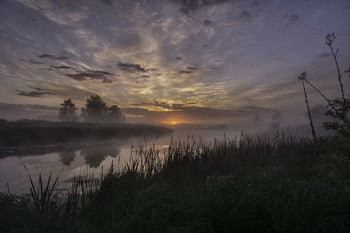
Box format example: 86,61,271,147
1,133,349,233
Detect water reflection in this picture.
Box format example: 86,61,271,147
81,144,120,168
0,141,127,194
58,151,77,166
0,129,238,194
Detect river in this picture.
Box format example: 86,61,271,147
0,126,239,194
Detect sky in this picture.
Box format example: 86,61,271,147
0,0,350,126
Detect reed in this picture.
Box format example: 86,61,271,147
1,134,349,233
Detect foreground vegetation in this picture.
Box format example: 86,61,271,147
1,133,350,233
0,119,172,147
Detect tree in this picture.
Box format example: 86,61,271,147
107,105,124,123
81,95,108,122
58,98,79,122
324,98,350,137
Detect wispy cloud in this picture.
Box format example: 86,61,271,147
16,89,54,97
50,65,72,70
16,0,89,26
274,57,286,61
0,103,58,121
281,14,300,27
38,53,68,60
317,53,332,58
65,70,117,84
170,0,232,14
178,70,195,75
117,62,149,73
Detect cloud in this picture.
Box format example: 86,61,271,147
102,78,113,84
203,19,213,26
20,11,40,22
178,70,195,75
170,0,232,13
317,53,332,58
50,65,72,69
16,0,89,26
289,14,300,23
177,66,200,75
124,102,272,124
29,60,44,64
239,11,251,21
282,14,300,27
117,62,149,73
16,90,54,97
38,54,68,60
65,70,117,84
0,103,58,121
101,0,113,5
132,101,173,111
274,57,286,61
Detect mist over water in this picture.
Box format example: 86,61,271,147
0,119,320,195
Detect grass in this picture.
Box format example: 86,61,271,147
1,133,350,233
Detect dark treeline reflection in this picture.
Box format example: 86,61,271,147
81,144,120,168
57,143,121,168
58,151,77,166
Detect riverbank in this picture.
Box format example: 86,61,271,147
0,119,173,147
1,134,349,233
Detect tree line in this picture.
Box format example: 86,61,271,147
59,95,124,123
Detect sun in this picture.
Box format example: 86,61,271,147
170,121,178,125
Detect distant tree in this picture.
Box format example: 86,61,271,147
308,104,330,126
254,114,261,125
269,112,284,132
81,95,108,122
107,105,124,123
271,112,284,124
58,98,79,122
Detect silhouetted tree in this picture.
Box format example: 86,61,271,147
81,95,125,123
107,105,124,123
269,112,285,133
81,95,108,122
271,112,284,124
254,114,261,125
58,98,79,122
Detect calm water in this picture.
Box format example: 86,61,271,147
0,128,238,194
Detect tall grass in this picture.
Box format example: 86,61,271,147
1,134,349,233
